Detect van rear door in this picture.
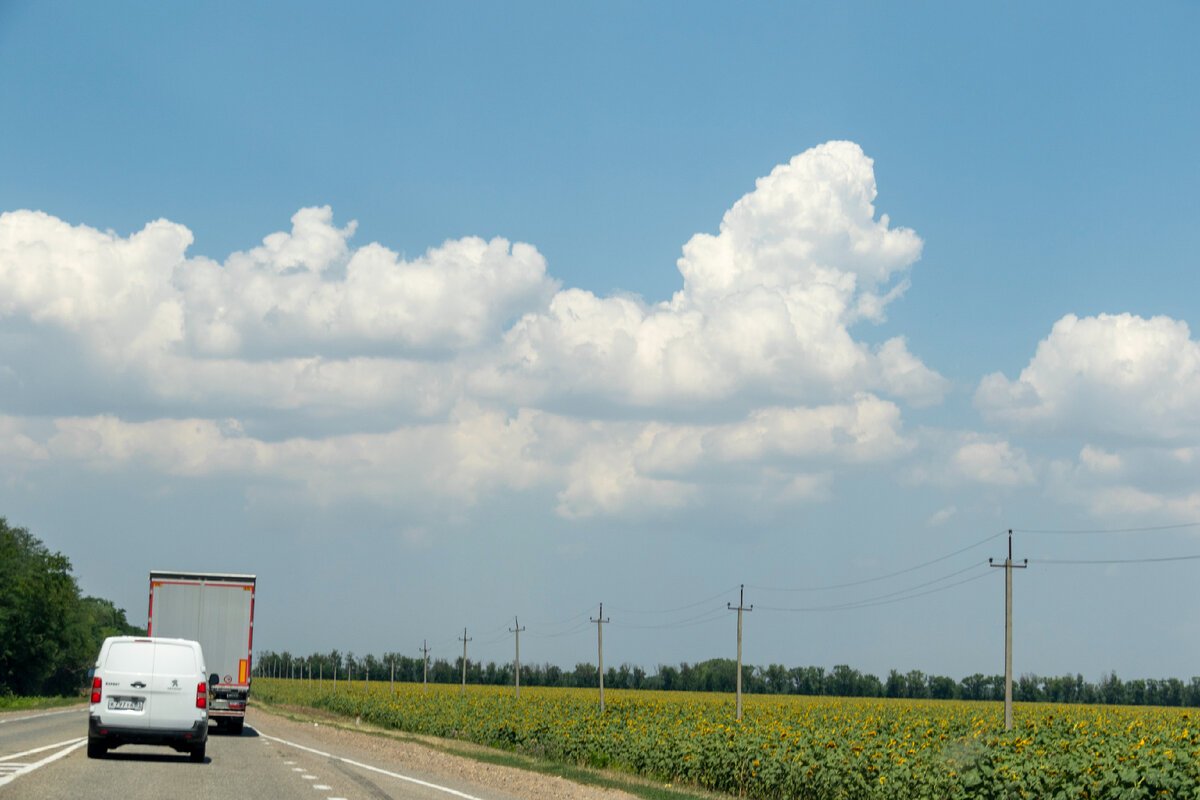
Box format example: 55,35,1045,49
95,639,154,727
148,640,204,730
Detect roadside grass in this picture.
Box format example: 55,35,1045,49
0,695,87,712
251,698,722,800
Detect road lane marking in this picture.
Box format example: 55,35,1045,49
0,738,87,762
255,730,489,800
0,738,86,788
0,708,86,725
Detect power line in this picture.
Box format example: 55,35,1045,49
748,530,1006,593
1032,553,1200,565
614,606,728,630
756,563,995,613
525,619,593,639
607,584,741,615
1013,521,1200,534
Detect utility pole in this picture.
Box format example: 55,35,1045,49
509,617,526,699
990,529,1028,731
728,584,753,721
390,657,395,695
459,628,472,696
420,640,430,695
590,603,610,712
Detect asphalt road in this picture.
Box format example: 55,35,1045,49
0,706,523,800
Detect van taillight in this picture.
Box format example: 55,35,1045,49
91,677,102,704
196,683,207,709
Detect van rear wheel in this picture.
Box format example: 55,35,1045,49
86,737,107,759
189,742,206,762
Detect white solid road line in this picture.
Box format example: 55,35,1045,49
0,707,86,725
254,729,489,800
0,737,88,762
0,738,87,787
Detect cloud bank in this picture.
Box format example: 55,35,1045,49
9,141,1195,525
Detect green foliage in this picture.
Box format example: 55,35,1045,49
0,517,143,697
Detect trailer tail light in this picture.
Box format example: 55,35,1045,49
91,677,102,704
196,683,207,709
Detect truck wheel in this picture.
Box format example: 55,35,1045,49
189,741,206,762
229,719,244,735
86,737,107,759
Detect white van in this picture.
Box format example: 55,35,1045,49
88,636,209,761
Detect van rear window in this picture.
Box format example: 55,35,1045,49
105,640,154,673
154,643,200,674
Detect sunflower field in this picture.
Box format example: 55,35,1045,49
253,678,1200,799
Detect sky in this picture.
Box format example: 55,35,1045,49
2,2,1199,685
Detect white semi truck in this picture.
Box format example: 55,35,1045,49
147,571,256,735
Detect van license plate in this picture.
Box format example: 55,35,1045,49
108,697,143,711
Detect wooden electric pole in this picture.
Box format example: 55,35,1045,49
990,529,1028,731
728,584,753,721
510,616,526,698
459,628,472,696
590,603,610,712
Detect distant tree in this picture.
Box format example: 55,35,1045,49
1100,672,1126,705
929,675,957,700
573,662,597,687
905,670,930,699
959,673,987,701
828,665,860,697
1016,673,1043,703
762,663,789,694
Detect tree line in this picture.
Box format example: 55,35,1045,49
255,649,1200,708
0,518,144,697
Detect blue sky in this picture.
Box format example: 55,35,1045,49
2,2,1198,684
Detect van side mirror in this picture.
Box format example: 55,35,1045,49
209,673,219,687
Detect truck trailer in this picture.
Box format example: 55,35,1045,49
147,571,256,734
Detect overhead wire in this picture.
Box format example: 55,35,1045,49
747,529,1006,592
1032,553,1200,565
1013,521,1200,535
607,584,742,615
756,560,994,613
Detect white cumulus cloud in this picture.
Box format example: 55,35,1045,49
477,141,948,411
976,313,1200,442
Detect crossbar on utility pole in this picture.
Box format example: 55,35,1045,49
728,584,753,721
459,628,472,696
590,603,610,713
510,616,526,699
990,529,1028,731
